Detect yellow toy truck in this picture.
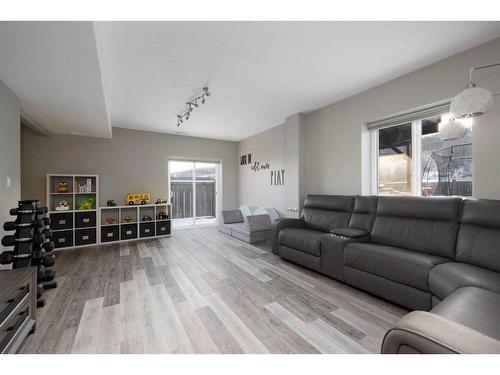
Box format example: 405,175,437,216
126,193,151,205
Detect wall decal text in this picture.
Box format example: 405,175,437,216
271,169,285,186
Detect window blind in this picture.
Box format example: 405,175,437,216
366,100,451,131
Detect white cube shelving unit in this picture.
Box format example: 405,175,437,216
46,174,99,249
99,203,172,244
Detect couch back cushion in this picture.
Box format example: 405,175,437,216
348,196,378,231
371,196,462,258
301,195,354,232
457,199,500,273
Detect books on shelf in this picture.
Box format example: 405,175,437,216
77,178,94,193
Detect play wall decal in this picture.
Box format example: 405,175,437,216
240,153,285,186
271,169,285,186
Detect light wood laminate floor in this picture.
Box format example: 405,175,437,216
20,227,407,354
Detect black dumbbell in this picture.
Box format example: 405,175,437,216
3,220,43,231
37,283,44,298
33,233,46,248
38,268,55,282
0,251,14,264
41,229,53,239
37,298,46,308
42,280,57,290
1,235,32,247
10,207,48,215
42,241,55,252
43,254,55,268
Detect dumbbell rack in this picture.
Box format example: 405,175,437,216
1,200,58,309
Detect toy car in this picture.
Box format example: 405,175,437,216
157,211,169,220
104,217,118,225
122,216,134,223
155,198,168,204
106,199,117,207
127,193,151,205
141,215,153,222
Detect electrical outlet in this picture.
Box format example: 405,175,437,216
6,177,11,188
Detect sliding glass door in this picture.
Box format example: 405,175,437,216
169,160,219,228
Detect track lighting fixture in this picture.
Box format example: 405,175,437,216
177,87,210,126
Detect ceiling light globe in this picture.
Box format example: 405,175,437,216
438,119,468,141
450,87,494,119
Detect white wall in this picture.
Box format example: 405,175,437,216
22,127,239,210
0,80,20,242
303,37,500,198
283,113,304,218
238,123,286,214
474,95,500,199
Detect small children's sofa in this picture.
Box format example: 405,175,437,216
218,206,280,243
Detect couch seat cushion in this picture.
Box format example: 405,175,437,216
278,228,323,256
429,262,500,300
344,243,449,292
229,223,251,236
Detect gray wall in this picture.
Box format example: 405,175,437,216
0,80,21,242
21,127,239,210
304,37,500,198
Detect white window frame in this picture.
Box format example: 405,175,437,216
370,114,453,196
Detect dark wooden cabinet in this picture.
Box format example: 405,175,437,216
0,268,36,354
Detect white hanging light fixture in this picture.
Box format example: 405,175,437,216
439,63,499,140
450,63,499,119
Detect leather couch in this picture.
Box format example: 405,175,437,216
271,194,500,353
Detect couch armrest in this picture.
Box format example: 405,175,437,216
271,218,305,255
320,232,371,281
221,209,244,224
245,214,272,232
330,227,369,238
382,311,500,354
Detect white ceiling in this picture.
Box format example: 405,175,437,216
0,22,111,138
1,22,500,141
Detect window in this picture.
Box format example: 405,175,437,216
371,113,473,197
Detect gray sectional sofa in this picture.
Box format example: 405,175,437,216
271,194,500,353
